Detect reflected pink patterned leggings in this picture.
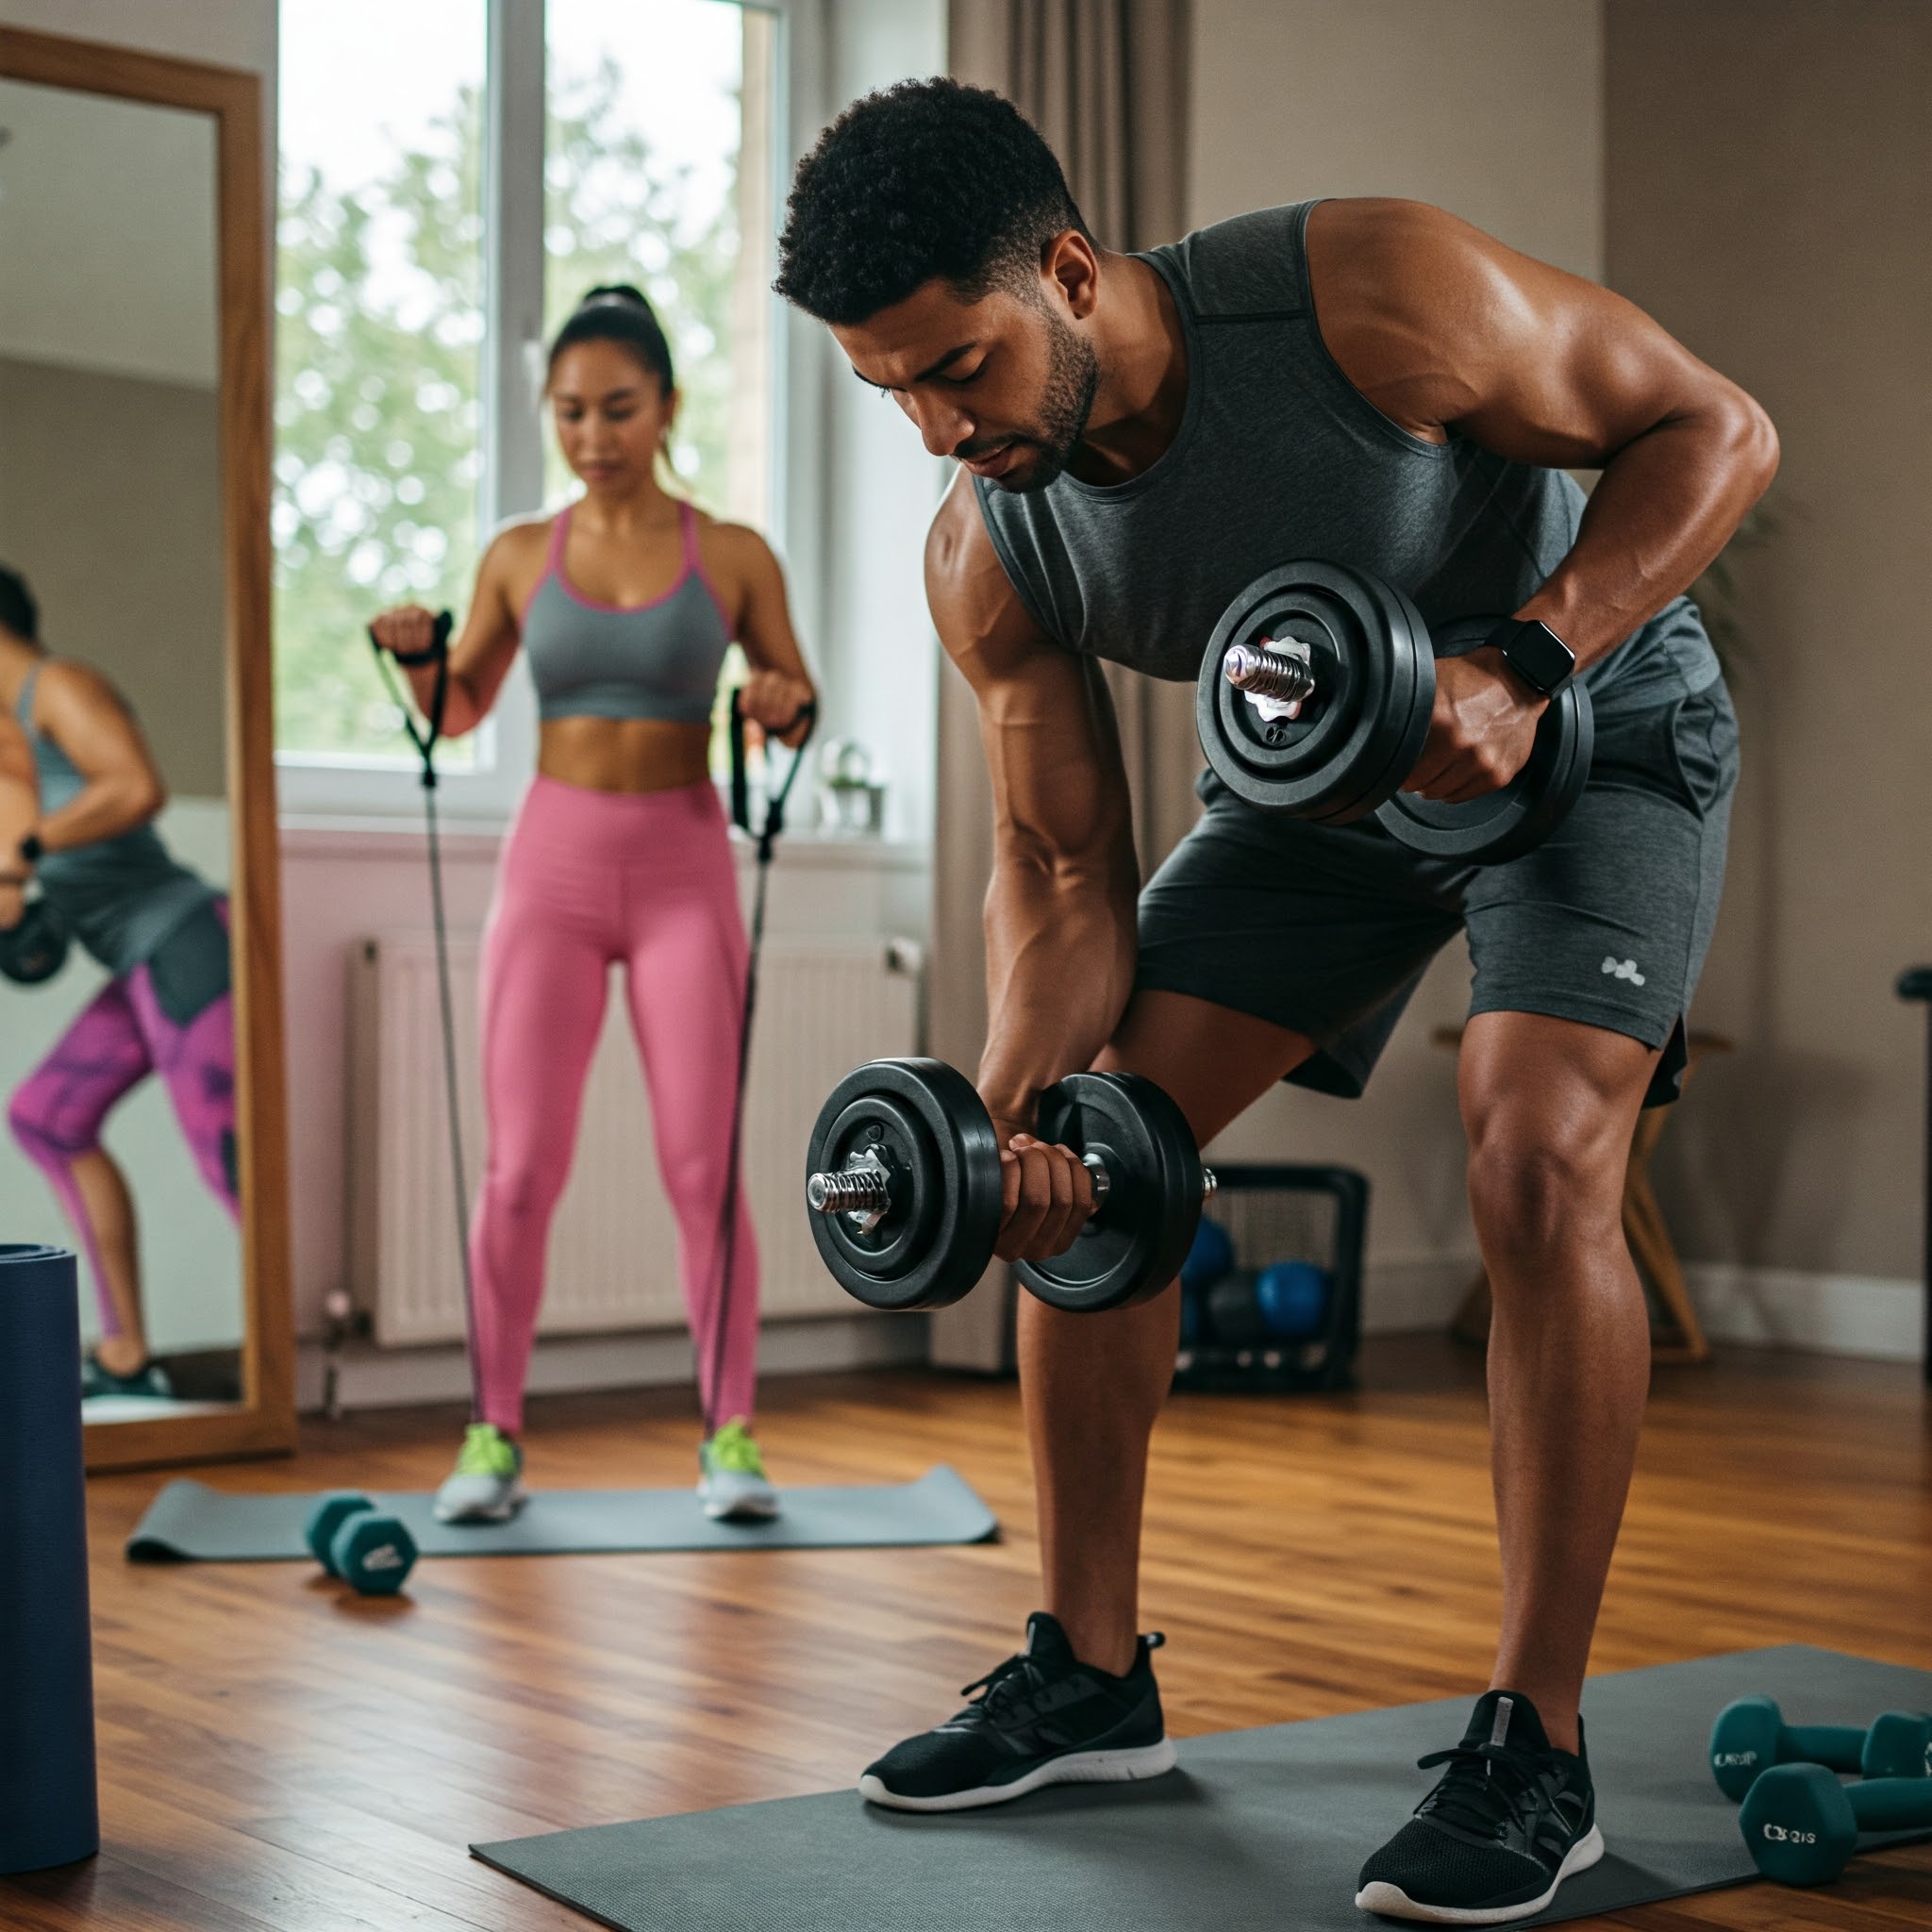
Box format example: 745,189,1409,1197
8,911,239,1338
471,775,758,1435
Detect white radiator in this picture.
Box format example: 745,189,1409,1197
347,933,924,1346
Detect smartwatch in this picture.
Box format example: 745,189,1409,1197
18,831,42,867
1485,618,1575,698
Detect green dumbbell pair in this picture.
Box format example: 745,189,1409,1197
1707,1695,1932,1800
303,1490,418,1597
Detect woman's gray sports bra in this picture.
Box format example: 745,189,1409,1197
518,498,734,725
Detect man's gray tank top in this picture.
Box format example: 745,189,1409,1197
973,203,1718,717
17,663,215,976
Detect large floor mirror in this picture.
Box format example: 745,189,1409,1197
0,27,294,1470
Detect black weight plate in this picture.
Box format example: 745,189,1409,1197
814,1092,940,1283
1310,578,1437,824
1374,616,1595,864
1015,1072,1205,1314
1197,561,1430,819
1126,1071,1208,1304
804,1058,1001,1311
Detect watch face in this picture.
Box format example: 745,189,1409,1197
1504,620,1574,693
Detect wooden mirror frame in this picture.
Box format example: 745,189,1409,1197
0,26,295,1471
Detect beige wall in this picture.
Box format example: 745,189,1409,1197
1184,1,1606,1286
1607,0,1932,1282
0,356,227,799
1190,0,1603,275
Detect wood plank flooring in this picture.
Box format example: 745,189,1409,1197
6,1336,1930,1929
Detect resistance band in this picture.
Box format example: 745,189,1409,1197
705,689,815,1434
367,611,485,1423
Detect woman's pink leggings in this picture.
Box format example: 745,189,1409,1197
471,775,758,1435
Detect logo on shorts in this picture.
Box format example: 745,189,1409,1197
1602,956,1646,987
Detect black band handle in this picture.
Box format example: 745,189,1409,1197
366,609,456,791
729,689,818,862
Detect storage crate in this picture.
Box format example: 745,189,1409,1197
1173,1162,1368,1393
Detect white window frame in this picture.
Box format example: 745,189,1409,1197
275,0,816,827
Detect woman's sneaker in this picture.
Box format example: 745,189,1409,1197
432,1423,526,1524
1355,1690,1604,1924
697,1418,779,1522
81,1354,175,1400
858,1612,1176,1812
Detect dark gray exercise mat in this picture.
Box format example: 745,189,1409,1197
473,1644,1932,1932
125,1467,995,1561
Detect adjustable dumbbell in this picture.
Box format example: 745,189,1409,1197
1196,559,1593,864
0,896,71,985
1707,1696,1932,1800
303,1490,417,1597
1740,1763,1932,1886
805,1058,1214,1314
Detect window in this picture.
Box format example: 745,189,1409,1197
274,0,784,815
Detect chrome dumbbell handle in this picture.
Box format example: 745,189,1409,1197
808,1150,1214,1220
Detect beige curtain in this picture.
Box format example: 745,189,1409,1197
930,0,1195,1371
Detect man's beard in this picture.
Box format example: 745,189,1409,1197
982,314,1099,493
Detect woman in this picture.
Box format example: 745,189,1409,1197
0,563,240,1400
371,287,815,1525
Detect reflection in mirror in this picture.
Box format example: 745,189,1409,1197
0,78,242,1422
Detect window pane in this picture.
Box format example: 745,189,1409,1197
274,0,487,766
542,0,776,528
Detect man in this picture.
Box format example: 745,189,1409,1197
775,79,1771,1924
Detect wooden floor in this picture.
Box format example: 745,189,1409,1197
7,1336,1931,1930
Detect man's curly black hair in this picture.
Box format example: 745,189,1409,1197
775,78,1089,325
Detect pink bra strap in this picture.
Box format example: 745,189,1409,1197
678,498,702,571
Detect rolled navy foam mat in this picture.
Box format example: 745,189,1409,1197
0,1244,98,1874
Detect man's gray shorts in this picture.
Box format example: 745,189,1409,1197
1136,680,1740,1108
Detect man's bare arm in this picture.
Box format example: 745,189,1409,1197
927,475,1141,1257
1307,198,1779,668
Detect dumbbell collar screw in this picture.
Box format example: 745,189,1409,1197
1225,637,1317,722
807,1146,893,1235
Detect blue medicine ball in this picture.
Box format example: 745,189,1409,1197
1181,1218,1235,1292
1256,1260,1331,1341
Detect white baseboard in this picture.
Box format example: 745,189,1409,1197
1684,1264,1924,1362
1361,1255,1925,1363
297,1313,930,1415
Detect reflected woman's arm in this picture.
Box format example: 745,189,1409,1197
0,713,35,930
25,660,168,851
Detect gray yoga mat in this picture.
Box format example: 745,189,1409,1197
473,1644,1932,1931
125,1466,995,1562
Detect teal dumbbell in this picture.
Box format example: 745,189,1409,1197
1707,1696,1867,1799
1861,1711,1932,1779
1740,1763,1932,1885
1709,1697,1932,1799
302,1489,417,1597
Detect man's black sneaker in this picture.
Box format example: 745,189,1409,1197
1355,1690,1604,1924
858,1612,1176,1812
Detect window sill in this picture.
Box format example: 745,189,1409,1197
279,812,931,871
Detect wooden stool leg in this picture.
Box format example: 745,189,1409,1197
1623,1168,1711,1363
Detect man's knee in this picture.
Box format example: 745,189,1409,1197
1467,1127,1621,1261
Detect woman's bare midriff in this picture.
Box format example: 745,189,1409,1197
538,714,713,793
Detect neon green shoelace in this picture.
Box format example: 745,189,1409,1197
453,1421,519,1478
704,1418,767,1476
